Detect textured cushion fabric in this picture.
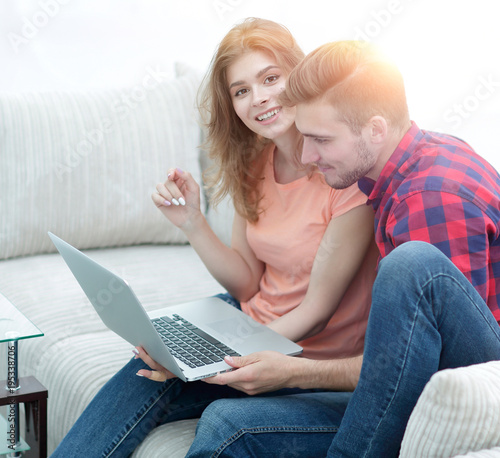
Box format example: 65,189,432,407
0,63,204,260
0,244,223,454
199,148,235,247
132,420,199,457
400,361,500,457
205,193,235,247
454,448,500,457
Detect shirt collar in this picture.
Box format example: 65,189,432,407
359,121,421,208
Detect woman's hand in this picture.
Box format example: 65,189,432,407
134,346,177,382
151,168,203,231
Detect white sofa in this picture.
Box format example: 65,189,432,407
1,63,499,458
0,63,233,457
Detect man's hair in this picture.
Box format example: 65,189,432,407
282,40,410,134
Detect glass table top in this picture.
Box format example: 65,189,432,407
0,293,43,343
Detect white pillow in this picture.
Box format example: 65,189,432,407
0,63,204,259
400,360,500,458
454,447,500,457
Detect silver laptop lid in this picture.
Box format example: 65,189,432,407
48,232,302,381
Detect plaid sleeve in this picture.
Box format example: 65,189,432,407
386,191,495,303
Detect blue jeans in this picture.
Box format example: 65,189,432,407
187,242,500,457
51,294,313,457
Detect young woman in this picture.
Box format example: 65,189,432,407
52,18,378,456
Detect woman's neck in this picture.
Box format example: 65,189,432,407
272,126,300,161
271,127,307,184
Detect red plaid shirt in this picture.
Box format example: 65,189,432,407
358,122,500,324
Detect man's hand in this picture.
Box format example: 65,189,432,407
203,351,297,395
204,352,363,394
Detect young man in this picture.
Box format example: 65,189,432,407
186,41,500,457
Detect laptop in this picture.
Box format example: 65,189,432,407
48,232,302,382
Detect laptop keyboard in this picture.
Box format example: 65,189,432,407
152,314,240,369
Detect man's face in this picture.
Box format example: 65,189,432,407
296,100,378,189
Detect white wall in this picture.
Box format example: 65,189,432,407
1,0,499,166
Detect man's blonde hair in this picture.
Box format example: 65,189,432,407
282,40,410,134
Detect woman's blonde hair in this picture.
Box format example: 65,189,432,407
282,40,410,135
198,17,304,222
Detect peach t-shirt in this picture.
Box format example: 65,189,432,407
241,145,379,359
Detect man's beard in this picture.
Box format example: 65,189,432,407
325,137,375,189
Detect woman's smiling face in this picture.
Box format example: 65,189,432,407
226,50,296,140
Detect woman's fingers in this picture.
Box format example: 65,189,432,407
133,347,176,382
167,168,199,196
136,369,168,382
156,181,185,207
134,347,163,371
154,167,193,206
151,189,170,208
151,168,201,218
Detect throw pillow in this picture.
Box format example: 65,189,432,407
399,360,500,457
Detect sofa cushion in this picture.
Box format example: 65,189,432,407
454,448,500,457
132,419,198,458
400,360,500,457
0,63,204,260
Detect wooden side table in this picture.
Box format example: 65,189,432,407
0,377,47,458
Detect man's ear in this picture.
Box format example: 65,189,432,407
367,116,387,144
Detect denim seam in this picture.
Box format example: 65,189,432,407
364,287,420,457
364,270,447,456
432,272,500,339
104,380,180,457
211,426,338,458
166,399,227,424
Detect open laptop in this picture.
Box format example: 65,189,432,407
48,232,302,382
